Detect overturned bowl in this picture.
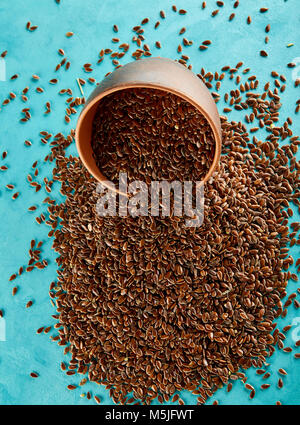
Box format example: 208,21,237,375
75,57,222,193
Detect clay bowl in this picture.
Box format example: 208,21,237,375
75,57,222,194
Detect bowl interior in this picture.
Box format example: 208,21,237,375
76,84,221,191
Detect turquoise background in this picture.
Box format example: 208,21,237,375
0,0,299,405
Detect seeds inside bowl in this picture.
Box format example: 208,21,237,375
91,87,216,184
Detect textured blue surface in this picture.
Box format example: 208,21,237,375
0,0,299,405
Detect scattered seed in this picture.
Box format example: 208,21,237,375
67,385,77,390
261,384,270,390
94,395,101,404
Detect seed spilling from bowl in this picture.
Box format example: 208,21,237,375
50,84,298,403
